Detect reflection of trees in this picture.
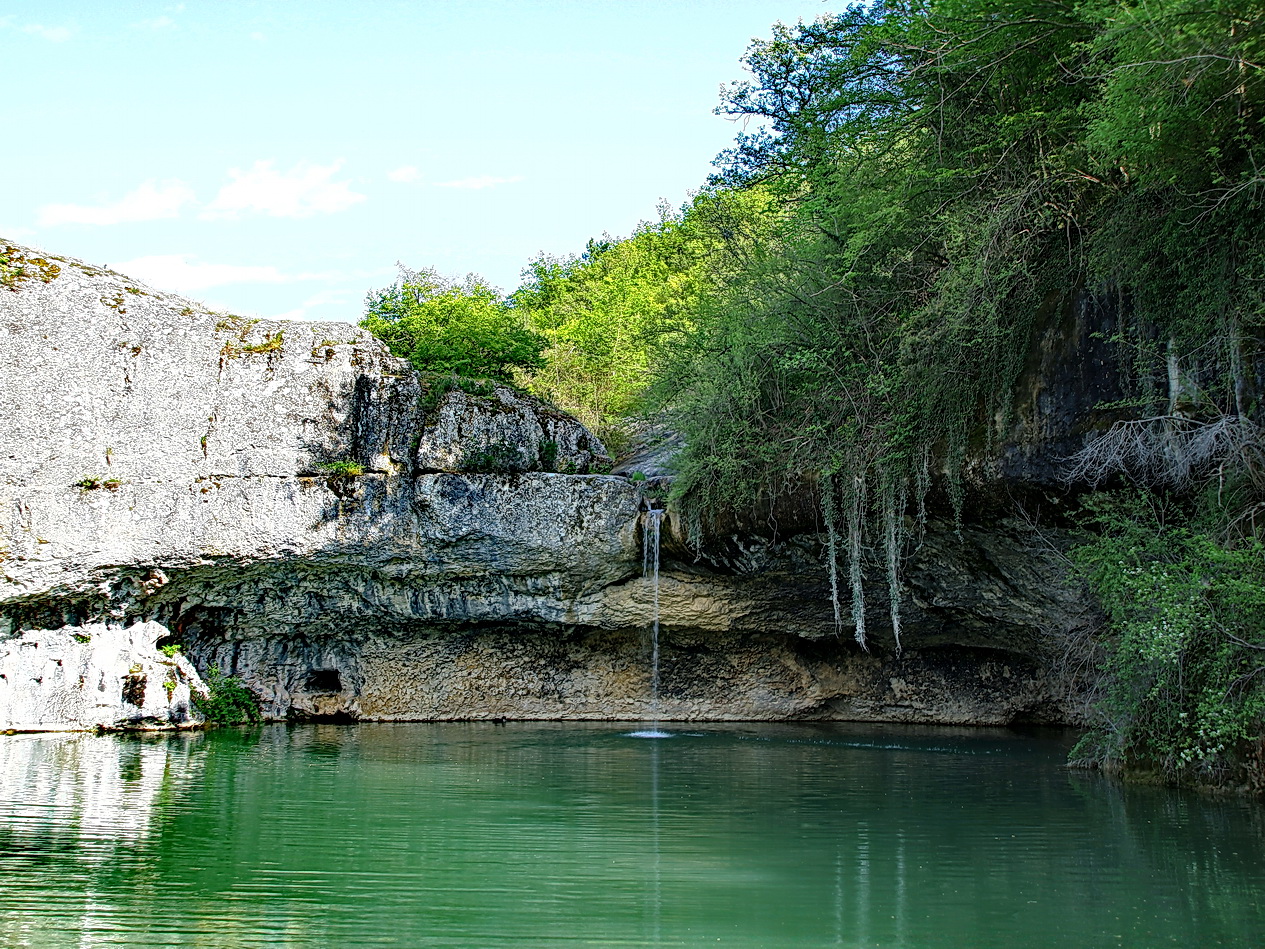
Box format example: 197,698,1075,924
0,724,1262,947
1066,771,1265,944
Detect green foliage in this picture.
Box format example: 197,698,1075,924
640,0,1265,654
512,189,780,453
669,0,1105,511
193,667,262,726
318,460,365,478
1070,491,1265,788
362,266,545,382
538,439,559,473
416,372,494,416
160,643,182,658
1079,0,1265,408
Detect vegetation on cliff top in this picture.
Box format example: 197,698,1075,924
362,266,546,383
361,0,1265,789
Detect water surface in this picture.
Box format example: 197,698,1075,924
1,722,1261,947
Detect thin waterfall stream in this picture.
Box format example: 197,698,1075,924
632,508,670,739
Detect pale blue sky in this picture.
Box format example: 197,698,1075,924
3,0,833,321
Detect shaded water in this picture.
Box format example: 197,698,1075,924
1,723,1262,948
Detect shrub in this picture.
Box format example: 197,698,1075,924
1070,491,1265,787
461,440,523,473
538,439,559,472
417,372,495,416
193,667,263,726
74,476,122,492
362,266,545,382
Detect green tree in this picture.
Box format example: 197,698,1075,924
362,266,546,382
512,189,780,451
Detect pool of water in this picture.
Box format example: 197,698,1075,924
0,722,1261,947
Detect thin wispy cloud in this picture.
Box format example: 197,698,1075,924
26,24,71,41
1,17,73,42
267,288,358,322
434,175,524,190
37,180,196,227
109,254,330,294
0,226,37,243
388,165,420,183
135,16,177,31
201,160,365,219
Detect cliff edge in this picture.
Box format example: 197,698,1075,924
0,240,1088,730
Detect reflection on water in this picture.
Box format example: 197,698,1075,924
0,723,1262,948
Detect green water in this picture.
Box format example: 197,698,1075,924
0,723,1261,948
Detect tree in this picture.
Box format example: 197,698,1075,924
361,266,545,382
510,190,779,451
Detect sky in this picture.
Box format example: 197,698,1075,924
2,0,836,323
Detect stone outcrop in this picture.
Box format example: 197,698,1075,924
0,239,1092,731
417,383,608,474
0,620,206,731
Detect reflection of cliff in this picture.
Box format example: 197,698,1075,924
0,733,202,851
4,724,1259,946
0,733,209,948
2,241,1091,729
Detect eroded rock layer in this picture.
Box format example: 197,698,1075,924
0,240,1088,730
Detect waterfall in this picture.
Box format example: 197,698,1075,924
631,508,670,739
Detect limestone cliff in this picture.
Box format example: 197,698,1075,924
0,239,1089,731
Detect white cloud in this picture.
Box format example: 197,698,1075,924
0,225,37,242
108,254,328,294
201,160,365,219
1,18,73,42
388,165,420,183
23,23,72,42
434,175,524,190
135,15,177,31
37,180,196,227
266,288,357,322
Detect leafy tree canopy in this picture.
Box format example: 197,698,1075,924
510,189,782,451
360,0,1265,785
362,266,545,382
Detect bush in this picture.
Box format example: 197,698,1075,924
417,372,494,416
461,440,523,473
361,266,545,382
193,667,263,726
538,439,559,472
74,476,122,491
1070,491,1265,788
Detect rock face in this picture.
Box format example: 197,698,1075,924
0,239,1092,731
417,383,608,474
0,621,206,731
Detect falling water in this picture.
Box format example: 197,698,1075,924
631,508,670,739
